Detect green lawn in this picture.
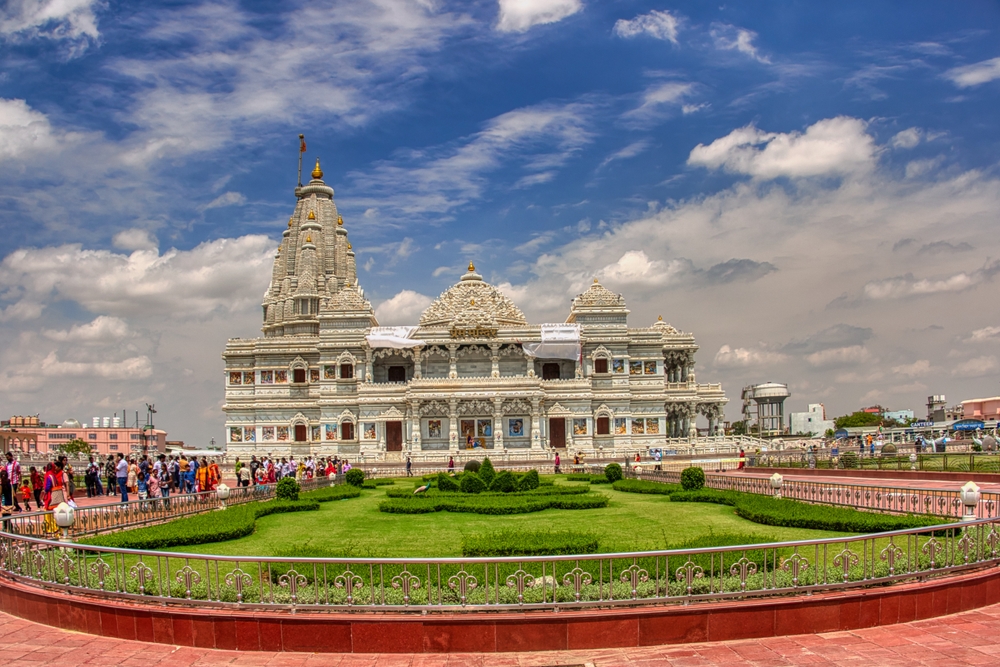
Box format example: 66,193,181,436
174,477,848,558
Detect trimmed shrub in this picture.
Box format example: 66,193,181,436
436,472,460,492
460,472,486,494
464,460,481,473
379,491,609,515
669,531,778,574
344,468,365,487
384,484,587,499
565,473,592,481
516,469,540,491
300,486,362,502
881,443,897,454
83,500,319,550
604,462,623,483
276,476,300,501
462,529,599,557
612,479,682,495
489,470,516,493
478,457,496,487
680,466,705,491
840,451,859,469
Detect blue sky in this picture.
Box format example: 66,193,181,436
1,0,999,444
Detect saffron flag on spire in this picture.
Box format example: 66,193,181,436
299,134,307,152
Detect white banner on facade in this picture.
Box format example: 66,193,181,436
366,326,425,349
522,323,581,360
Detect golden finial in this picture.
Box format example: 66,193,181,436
470,298,476,306
468,261,475,272
276,247,280,253
337,216,343,226
306,234,312,243
288,218,293,228
593,278,599,283
657,315,663,321
311,158,323,180
348,243,352,250
307,210,315,220
347,282,353,287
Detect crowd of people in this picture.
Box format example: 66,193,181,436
232,455,353,486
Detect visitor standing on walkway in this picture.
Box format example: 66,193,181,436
448,456,454,472
19,479,32,511
127,458,138,493
406,456,412,477
554,452,561,474
5,452,22,512
116,453,128,503
738,448,745,470
105,455,117,496
30,467,42,508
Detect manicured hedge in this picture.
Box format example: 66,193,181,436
479,458,496,487
669,488,942,533
436,472,460,491
612,479,682,495
489,470,516,493
516,469,540,491
668,531,779,574
378,493,609,515
605,463,623,483
462,529,600,557
566,473,611,484
84,500,320,550
385,485,589,499
680,466,705,491
344,468,365,487
300,485,362,503
276,476,300,500
460,472,486,494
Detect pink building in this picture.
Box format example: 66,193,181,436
2,416,166,456
962,397,1000,422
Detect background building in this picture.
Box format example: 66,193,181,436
789,403,835,436
741,383,790,436
1,415,166,456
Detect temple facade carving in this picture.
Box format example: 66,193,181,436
222,165,729,458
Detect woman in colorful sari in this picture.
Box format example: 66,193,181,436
208,459,221,491
42,462,66,534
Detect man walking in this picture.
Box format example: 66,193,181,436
116,453,129,502
406,456,412,477
5,452,22,512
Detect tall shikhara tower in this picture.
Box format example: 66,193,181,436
261,158,369,337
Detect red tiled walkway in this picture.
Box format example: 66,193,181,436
3,603,1000,666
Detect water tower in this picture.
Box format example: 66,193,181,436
742,383,791,436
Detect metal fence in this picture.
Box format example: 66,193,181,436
631,469,1000,520
0,516,995,612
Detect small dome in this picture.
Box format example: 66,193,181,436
420,267,527,328
62,419,81,428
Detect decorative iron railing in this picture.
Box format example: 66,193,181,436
631,469,1000,520
0,517,995,612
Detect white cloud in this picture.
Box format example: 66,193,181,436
496,0,581,33
432,265,454,277
0,98,59,161
688,116,878,179
968,326,1000,342
36,352,152,379
713,345,787,368
861,262,1000,300
0,0,102,53
350,102,591,218
0,235,274,319
945,57,1000,88
43,316,132,343
599,140,650,168
598,250,669,285
0,300,44,322
622,82,695,126
374,290,432,324
951,356,999,378
112,228,158,252
805,345,871,367
710,24,770,63
891,127,922,149
202,191,247,211
613,10,679,43
891,359,930,377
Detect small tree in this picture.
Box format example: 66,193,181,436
344,468,365,487
59,438,94,457
276,476,300,500
604,462,623,483
680,466,705,491
478,457,496,487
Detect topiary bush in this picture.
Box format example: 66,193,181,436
604,462,623,483
488,470,516,493
680,466,705,491
344,468,365,487
276,476,300,500
459,472,486,494
464,459,481,473
462,529,599,557
478,457,496,487
516,469,540,491
436,472,460,492
840,451,859,469
612,479,681,495
881,443,897,454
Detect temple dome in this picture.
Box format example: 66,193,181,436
419,265,527,328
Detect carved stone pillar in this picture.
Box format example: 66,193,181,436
687,402,698,440
490,343,500,378
448,398,459,450
525,352,535,377
530,397,542,449
364,347,373,383
448,344,458,379
410,400,422,450
413,347,422,380
493,396,504,449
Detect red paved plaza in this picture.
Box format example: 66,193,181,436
2,602,998,666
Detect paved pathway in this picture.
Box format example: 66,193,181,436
2,603,1000,666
